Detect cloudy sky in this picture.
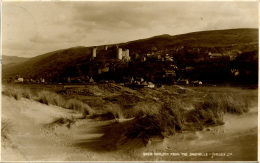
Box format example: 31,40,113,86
2,1,259,58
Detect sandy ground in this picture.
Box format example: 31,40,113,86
1,95,258,161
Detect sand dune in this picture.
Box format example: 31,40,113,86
142,107,258,161
1,95,258,161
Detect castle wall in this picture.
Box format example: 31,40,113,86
123,49,129,57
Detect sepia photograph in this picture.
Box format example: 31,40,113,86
1,0,258,161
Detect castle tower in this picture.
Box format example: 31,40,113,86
104,45,108,50
92,47,97,58
117,48,123,60
125,49,129,57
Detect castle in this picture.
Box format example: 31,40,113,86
91,45,130,61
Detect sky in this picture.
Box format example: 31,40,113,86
2,1,259,58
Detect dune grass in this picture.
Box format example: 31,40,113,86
2,85,23,100
122,101,184,143
2,84,92,117
185,90,257,130
103,87,257,143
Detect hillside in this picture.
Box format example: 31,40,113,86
2,55,30,65
3,47,93,80
2,28,258,84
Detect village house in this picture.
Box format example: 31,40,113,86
208,52,230,62
40,78,45,83
24,79,30,83
98,66,109,74
231,69,240,77
191,80,203,86
89,77,95,83
208,52,222,59
177,78,189,85
147,82,155,88
165,54,174,62
140,56,147,62
165,69,176,77
14,77,24,83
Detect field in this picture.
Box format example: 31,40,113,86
1,83,258,161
